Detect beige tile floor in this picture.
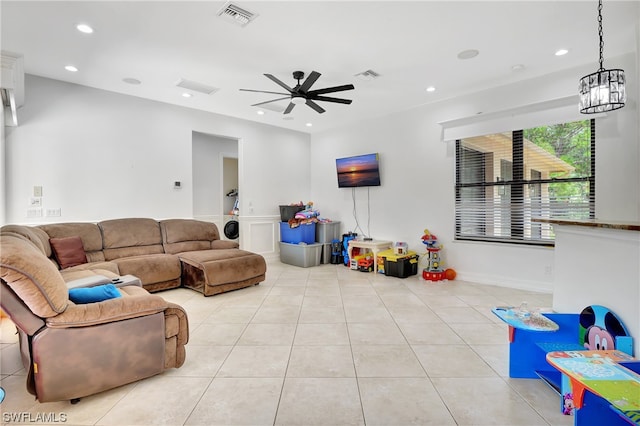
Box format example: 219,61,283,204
0,260,574,426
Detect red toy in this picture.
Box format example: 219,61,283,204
358,256,374,272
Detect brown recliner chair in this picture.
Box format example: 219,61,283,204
0,234,189,403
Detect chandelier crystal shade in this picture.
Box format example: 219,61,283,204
578,0,626,114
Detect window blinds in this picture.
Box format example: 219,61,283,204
455,120,594,245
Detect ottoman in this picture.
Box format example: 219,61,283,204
178,249,266,296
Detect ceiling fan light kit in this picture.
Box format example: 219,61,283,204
240,70,354,114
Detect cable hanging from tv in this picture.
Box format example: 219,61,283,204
351,187,372,239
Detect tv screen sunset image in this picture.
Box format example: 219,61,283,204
336,153,381,187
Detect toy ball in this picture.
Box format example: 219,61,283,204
444,268,457,280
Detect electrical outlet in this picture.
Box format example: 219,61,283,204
544,265,554,277
29,197,42,207
26,208,43,218
46,208,61,217
33,186,43,197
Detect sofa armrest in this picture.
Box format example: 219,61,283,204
165,302,189,345
45,286,167,328
65,275,112,289
210,240,239,249
163,302,189,368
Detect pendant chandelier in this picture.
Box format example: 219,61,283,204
578,0,626,114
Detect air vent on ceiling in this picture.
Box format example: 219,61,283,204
217,2,258,27
175,78,219,95
354,69,381,82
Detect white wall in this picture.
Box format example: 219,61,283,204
311,53,639,292
552,225,640,356
4,75,311,225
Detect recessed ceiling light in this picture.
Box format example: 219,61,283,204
256,110,265,115
555,49,569,56
65,65,78,72
76,24,94,34
122,77,141,85
457,49,479,60
182,93,192,98
426,86,436,92
305,123,313,127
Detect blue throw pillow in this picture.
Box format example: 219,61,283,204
69,284,122,304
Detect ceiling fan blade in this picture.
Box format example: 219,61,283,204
310,95,352,105
265,74,294,92
240,89,290,96
307,84,355,96
251,97,291,107
283,102,296,114
305,99,326,114
298,71,321,93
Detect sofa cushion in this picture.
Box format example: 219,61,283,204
39,223,105,263
0,235,68,317
50,236,88,269
61,261,120,277
99,218,164,260
68,284,121,304
160,219,220,254
113,254,181,286
210,240,240,249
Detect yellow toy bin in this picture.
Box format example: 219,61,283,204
378,249,419,278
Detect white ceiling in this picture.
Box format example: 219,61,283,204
2,1,638,133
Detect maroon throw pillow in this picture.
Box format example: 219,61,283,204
49,236,88,269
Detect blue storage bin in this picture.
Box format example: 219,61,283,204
280,222,316,244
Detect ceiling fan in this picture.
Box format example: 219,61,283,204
240,70,354,114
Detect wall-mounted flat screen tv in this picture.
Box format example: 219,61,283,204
336,153,381,188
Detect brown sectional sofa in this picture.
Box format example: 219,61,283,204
3,217,267,295
0,217,267,402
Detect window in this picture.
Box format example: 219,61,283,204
455,119,594,245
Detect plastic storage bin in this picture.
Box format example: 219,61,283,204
320,243,332,264
316,221,341,243
280,222,316,244
380,249,419,278
279,205,305,221
279,242,322,267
